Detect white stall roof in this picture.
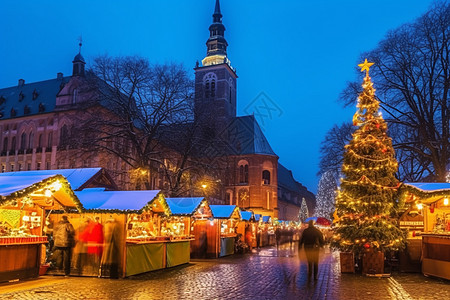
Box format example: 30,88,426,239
0,174,55,196
0,168,102,190
403,182,450,192
166,197,205,215
75,189,160,212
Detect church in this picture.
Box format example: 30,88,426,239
0,0,315,220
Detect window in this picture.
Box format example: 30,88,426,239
2,137,7,153
1,165,4,173
211,80,216,97
203,73,217,99
72,88,78,104
262,170,271,185
28,132,34,149
46,161,51,170
38,134,43,148
27,163,31,171
37,162,41,170
19,163,23,171
60,125,69,147
32,89,39,100
11,137,16,152
47,132,53,148
20,132,26,150
205,82,210,98
239,164,249,184
10,164,14,172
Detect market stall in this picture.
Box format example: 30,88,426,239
210,205,241,258
165,197,212,260
401,182,450,279
237,210,256,250
0,174,82,282
260,215,275,247
49,189,192,278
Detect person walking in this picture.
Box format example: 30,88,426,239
275,226,281,250
298,220,324,281
53,215,75,276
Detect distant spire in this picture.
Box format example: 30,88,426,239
72,36,86,77
78,35,83,54
214,0,221,19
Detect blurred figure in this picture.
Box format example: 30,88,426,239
288,227,294,250
256,229,261,249
101,217,120,278
298,220,324,281
53,215,75,276
275,227,281,250
245,224,253,251
88,217,104,274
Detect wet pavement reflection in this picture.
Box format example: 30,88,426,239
1,243,449,299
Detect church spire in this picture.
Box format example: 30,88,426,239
72,36,86,77
202,0,230,66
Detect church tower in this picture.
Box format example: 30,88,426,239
194,0,237,136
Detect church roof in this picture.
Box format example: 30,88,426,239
0,77,71,120
277,163,299,192
225,115,277,156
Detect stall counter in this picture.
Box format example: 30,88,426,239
0,237,48,282
422,233,450,280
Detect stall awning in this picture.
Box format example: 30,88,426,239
0,168,115,191
210,205,241,220
401,182,450,204
240,210,254,221
75,189,164,213
262,216,271,223
166,197,206,215
254,214,262,221
0,174,83,211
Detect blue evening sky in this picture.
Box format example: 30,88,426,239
0,0,434,193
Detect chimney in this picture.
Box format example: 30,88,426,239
18,79,25,86
57,72,63,80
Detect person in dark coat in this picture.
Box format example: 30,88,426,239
275,227,281,250
298,220,324,280
53,215,75,276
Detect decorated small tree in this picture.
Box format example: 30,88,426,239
331,59,406,257
299,198,309,223
315,171,337,220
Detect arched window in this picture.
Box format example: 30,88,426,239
72,88,78,104
11,137,16,152
2,137,8,153
239,162,249,184
48,132,53,148
38,134,43,148
20,132,26,150
211,80,215,97
262,170,271,185
28,132,34,149
203,73,217,99
60,125,69,147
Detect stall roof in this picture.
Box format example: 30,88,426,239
0,174,55,196
403,182,450,192
166,197,205,215
402,182,450,204
210,205,241,219
240,211,253,221
0,168,107,190
262,216,271,223
254,214,262,221
75,189,161,212
0,174,83,210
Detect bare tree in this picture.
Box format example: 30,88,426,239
73,55,197,191
318,122,353,179
340,1,450,182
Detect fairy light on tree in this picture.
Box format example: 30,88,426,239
331,59,406,255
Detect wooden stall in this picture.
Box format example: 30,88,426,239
401,182,450,279
0,174,82,282
165,197,212,260
49,189,193,278
237,210,256,250
209,205,241,258
260,215,275,247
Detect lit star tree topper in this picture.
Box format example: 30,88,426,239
331,59,406,255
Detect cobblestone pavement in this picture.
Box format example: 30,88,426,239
1,244,449,300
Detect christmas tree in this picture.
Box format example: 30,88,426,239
299,197,309,223
315,171,337,220
331,59,406,254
